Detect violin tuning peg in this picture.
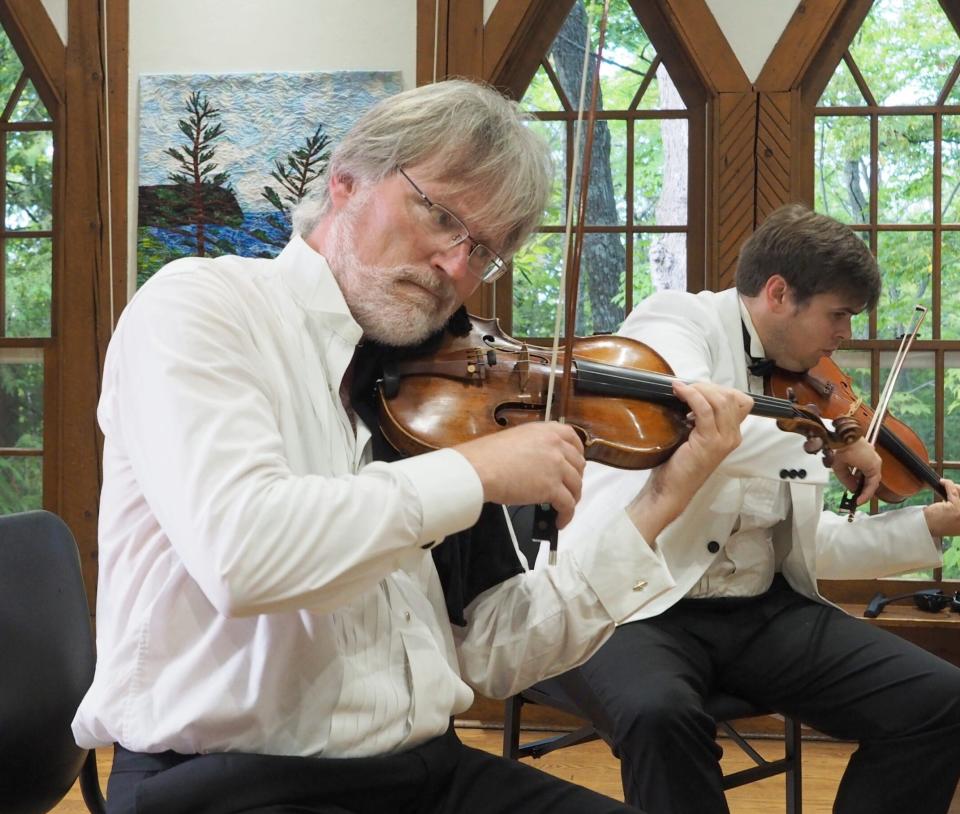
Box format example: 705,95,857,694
803,437,824,455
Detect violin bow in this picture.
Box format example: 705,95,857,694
536,0,612,564
839,304,927,520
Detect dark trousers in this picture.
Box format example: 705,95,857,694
563,577,960,814
105,726,642,814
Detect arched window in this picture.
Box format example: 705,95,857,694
0,21,54,513
461,0,712,340
807,0,960,582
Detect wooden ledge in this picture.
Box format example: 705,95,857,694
839,602,960,629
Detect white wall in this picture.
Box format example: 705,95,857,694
707,0,799,82
128,0,416,286
39,0,67,44
481,0,799,84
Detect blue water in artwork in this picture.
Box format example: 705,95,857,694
143,211,291,261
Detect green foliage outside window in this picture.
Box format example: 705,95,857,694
0,24,52,514
514,0,687,337
6,238,51,337
0,359,43,514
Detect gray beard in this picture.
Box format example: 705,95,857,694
327,207,457,347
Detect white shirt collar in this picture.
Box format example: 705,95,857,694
278,235,363,348
738,294,766,360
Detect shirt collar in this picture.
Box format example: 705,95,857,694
738,295,766,359
278,235,363,348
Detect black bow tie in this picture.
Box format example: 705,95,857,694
741,321,775,378
747,356,777,378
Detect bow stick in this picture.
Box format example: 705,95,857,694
535,0,612,564
838,304,928,521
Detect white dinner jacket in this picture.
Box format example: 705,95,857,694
559,287,939,624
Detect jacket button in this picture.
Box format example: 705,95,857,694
779,469,789,479
707,540,720,553
789,469,799,478
798,469,807,479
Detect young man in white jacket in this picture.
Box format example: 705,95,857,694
558,203,960,814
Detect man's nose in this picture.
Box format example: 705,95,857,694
432,240,472,281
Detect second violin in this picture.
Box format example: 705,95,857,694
767,355,947,504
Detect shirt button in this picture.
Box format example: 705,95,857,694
779,469,789,479
707,540,720,554
633,579,648,592
403,611,411,622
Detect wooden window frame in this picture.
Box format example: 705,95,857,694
0,0,128,608
0,18,56,497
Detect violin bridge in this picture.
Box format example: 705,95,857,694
514,343,531,392
844,397,863,418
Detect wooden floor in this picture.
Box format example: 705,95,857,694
52,728,960,813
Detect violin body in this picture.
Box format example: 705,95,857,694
379,316,690,470
767,356,945,502
379,315,861,472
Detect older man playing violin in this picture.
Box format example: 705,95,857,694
72,79,759,814
557,203,960,814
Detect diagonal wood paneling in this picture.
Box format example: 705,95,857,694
756,91,793,223
716,91,757,290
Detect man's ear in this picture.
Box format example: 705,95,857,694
764,274,792,312
328,172,356,209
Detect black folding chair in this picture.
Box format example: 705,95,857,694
503,675,801,813
502,505,801,813
0,510,106,813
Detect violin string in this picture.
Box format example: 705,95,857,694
540,358,798,414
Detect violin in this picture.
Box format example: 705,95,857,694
378,315,862,470
767,356,948,503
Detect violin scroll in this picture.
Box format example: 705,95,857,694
772,403,864,466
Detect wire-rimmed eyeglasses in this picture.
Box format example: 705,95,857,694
396,166,507,283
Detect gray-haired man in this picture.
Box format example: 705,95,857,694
74,80,752,813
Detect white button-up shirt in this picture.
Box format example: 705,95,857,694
72,237,675,758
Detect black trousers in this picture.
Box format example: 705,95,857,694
563,577,960,814
105,726,642,814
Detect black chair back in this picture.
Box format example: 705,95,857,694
0,510,98,813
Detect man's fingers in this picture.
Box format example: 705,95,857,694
673,380,753,433
856,469,881,504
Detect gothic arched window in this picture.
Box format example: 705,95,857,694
478,0,709,340
0,22,54,513
809,0,960,580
